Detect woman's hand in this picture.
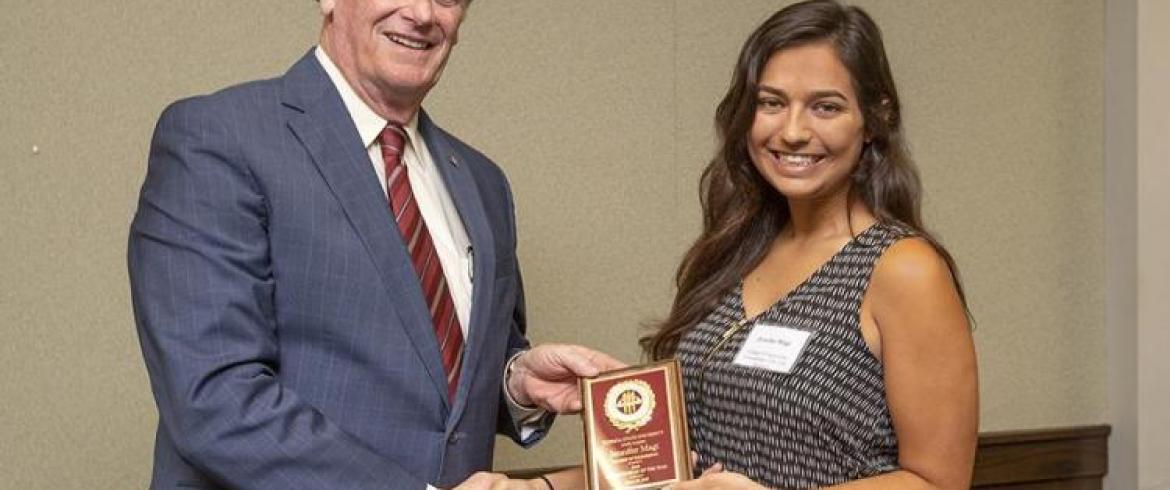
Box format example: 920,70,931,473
671,470,762,490
669,459,761,490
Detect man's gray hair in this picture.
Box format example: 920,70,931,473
315,0,474,3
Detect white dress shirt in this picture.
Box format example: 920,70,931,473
315,47,473,333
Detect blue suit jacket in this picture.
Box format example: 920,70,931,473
129,51,544,489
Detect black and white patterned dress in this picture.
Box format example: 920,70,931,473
676,222,913,489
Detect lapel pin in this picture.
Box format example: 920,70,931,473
449,155,459,167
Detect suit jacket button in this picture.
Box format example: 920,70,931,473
447,432,463,445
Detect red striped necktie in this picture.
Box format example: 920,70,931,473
379,124,464,401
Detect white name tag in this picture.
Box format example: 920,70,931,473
732,323,814,374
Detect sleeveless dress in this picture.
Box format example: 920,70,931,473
675,222,914,489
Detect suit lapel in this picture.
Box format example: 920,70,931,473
279,53,450,405
417,113,498,423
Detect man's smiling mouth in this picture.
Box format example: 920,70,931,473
386,33,432,50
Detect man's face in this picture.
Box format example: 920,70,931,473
320,0,466,114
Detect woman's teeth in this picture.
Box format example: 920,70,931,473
780,154,822,167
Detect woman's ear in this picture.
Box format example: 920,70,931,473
879,96,895,125
318,0,336,17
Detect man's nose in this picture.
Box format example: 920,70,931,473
402,0,436,26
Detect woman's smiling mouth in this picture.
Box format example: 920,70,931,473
773,151,826,168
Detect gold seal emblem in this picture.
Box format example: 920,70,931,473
603,379,655,433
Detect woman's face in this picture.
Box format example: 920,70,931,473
748,41,866,205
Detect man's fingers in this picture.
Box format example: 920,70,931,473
455,471,507,490
549,385,583,413
583,348,627,372
528,345,598,378
554,346,602,377
524,344,626,380
560,346,625,377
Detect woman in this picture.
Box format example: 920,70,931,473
514,1,976,489
655,0,978,488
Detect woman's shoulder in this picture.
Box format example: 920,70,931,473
867,232,968,337
871,233,955,294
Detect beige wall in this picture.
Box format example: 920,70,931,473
1137,1,1170,488
0,1,1106,486
1105,0,1137,487
1106,1,1170,488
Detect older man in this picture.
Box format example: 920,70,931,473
128,1,619,488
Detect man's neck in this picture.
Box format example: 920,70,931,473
318,36,423,124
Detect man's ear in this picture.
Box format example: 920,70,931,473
318,0,336,17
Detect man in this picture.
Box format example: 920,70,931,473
128,1,621,488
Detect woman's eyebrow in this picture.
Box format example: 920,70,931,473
757,85,848,101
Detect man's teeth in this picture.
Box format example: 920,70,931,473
780,154,822,167
388,35,428,50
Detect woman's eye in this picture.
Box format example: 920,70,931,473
813,103,843,115
758,98,784,109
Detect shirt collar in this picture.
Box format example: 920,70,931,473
314,46,421,151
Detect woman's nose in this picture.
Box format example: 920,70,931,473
780,109,811,147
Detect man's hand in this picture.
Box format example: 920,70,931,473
451,471,508,490
507,344,626,413
449,472,549,490
488,478,549,490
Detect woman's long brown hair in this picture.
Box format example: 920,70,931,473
641,0,969,361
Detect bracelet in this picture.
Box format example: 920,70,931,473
537,474,554,490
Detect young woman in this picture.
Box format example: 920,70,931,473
511,1,976,489
653,1,978,488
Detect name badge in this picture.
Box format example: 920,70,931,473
732,323,813,374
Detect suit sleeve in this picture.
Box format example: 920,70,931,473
493,175,555,446
128,100,428,489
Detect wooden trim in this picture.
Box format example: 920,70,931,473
972,425,1109,488
505,425,1111,489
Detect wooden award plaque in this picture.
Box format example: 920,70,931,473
580,360,692,489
